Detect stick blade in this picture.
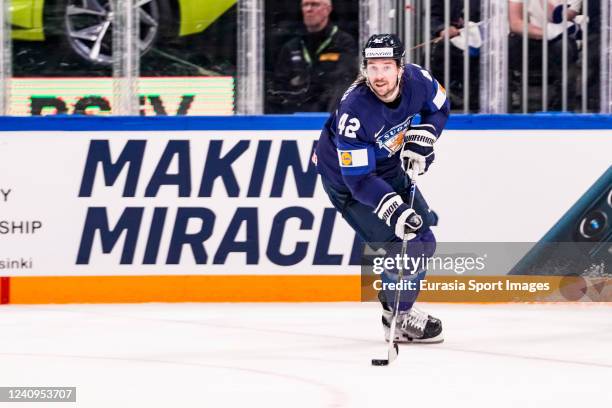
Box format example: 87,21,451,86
387,342,399,363
371,343,399,366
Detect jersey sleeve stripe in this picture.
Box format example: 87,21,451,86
432,80,447,110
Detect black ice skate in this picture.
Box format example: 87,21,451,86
382,306,444,343
378,291,443,343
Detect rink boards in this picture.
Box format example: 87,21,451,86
0,115,611,303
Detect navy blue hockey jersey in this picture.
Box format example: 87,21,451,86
315,63,450,209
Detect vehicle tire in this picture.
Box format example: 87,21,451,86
44,0,166,65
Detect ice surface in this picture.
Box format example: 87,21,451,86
1,302,611,407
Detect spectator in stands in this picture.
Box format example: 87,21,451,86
508,0,582,111
429,0,481,111
267,0,358,113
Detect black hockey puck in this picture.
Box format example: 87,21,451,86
371,359,389,366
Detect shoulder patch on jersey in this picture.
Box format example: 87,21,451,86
375,116,415,156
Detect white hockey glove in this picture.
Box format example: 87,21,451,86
401,124,438,176
375,193,423,239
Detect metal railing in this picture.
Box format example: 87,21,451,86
237,0,264,114
113,0,140,115
2,0,611,115
396,0,609,113
480,0,508,113
0,0,10,115
603,0,612,112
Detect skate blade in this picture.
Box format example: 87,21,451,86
385,333,444,344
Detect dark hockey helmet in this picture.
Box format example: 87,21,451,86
362,34,405,67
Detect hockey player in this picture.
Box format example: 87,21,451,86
315,34,449,343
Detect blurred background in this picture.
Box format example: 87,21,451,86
1,0,610,116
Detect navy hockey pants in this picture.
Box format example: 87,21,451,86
321,173,437,311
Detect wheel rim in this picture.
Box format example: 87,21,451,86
65,0,160,64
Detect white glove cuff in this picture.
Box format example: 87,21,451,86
395,208,416,239
375,193,404,226
405,124,438,147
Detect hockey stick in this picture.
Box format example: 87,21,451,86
371,168,418,366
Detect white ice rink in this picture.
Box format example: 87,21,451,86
1,302,611,408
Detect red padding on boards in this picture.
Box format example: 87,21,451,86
0,277,9,304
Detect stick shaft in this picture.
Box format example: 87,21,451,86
386,173,418,363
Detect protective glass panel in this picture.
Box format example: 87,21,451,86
138,0,237,116
264,0,360,114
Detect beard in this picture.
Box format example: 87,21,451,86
372,78,399,102
374,84,393,98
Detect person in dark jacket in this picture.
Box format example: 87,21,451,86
429,0,481,111
267,0,358,113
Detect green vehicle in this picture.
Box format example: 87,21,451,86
10,0,236,65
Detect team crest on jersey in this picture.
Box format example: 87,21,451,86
376,116,414,156
341,151,353,165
